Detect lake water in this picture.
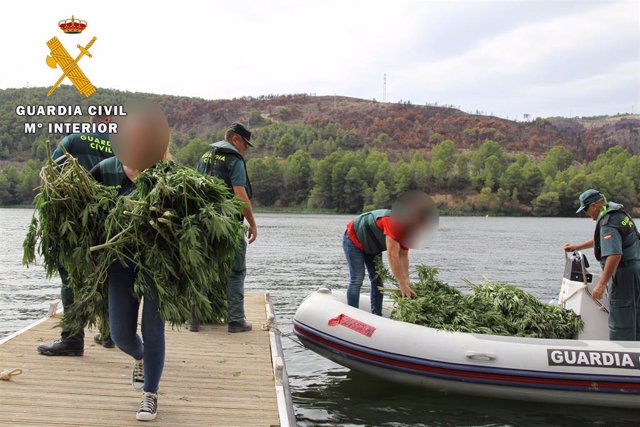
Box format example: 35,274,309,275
1,209,638,426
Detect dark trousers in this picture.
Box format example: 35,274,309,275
108,262,165,393
343,233,384,315
609,262,640,341
59,268,84,342
228,239,248,322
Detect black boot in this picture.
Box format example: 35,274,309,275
228,320,252,333
37,338,84,356
102,335,115,348
93,333,115,348
189,305,200,332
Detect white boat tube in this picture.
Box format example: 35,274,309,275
293,253,640,408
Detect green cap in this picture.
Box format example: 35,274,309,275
576,189,604,213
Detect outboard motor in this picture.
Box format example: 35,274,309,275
558,251,610,340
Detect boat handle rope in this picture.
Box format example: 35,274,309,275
1,368,23,381
465,351,496,361
261,320,306,349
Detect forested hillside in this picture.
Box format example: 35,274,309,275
1,86,639,215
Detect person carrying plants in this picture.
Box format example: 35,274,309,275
89,103,170,421
37,114,115,357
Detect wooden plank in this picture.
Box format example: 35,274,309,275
0,293,282,426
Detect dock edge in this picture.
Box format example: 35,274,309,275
265,293,296,427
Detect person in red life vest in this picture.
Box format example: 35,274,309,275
344,191,437,315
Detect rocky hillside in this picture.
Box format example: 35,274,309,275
0,86,638,163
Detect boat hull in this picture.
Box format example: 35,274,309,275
293,289,640,409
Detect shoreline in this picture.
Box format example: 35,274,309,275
2,204,585,218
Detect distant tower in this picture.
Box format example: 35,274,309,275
523,113,530,121
383,73,387,102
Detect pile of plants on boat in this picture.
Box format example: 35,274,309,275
383,265,584,339
23,154,245,335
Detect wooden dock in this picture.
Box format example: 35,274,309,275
0,293,294,426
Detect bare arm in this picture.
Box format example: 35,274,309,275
592,254,621,299
563,239,594,252
386,236,416,297
233,185,257,244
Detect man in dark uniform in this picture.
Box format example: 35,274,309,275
37,115,116,356
564,189,640,341
195,122,257,333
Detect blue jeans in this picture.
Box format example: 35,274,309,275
343,233,384,315
108,262,165,393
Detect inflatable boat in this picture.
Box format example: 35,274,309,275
293,252,640,408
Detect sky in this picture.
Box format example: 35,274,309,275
2,0,639,119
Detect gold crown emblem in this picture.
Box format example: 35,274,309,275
58,15,87,34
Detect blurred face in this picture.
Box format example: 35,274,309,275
111,101,169,170
391,191,439,248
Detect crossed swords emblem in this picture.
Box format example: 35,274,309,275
46,36,97,97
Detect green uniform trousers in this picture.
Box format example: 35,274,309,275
608,261,640,341
227,239,248,322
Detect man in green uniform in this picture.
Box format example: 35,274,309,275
564,189,640,341
37,115,116,356
195,122,257,333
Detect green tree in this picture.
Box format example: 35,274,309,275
331,153,363,212
392,160,413,196
532,192,561,216
276,133,296,158
363,150,389,186
342,167,365,213
622,156,640,193
0,171,11,205
588,146,631,175
499,162,526,197
482,155,503,190
470,140,505,189
2,166,20,205
372,180,391,208
541,146,573,177
18,160,40,203
431,140,457,187
308,152,341,209
451,155,470,189
247,157,283,206
410,153,430,190
522,163,544,202
175,137,210,167
282,150,312,206
373,156,394,191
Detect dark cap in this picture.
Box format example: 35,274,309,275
228,122,253,147
576,189,604,213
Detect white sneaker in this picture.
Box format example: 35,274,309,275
132,359,144,391
136,392,158,421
